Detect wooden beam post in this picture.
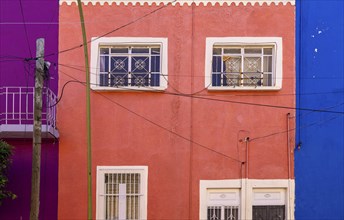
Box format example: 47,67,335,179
30,38,44,220
76,1,93,219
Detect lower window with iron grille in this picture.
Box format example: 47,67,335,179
252,189,286,220
96,166,148,220
206,189,240,220
253,205,285,220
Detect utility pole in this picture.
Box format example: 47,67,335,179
30,38,44,220
76,1,93,219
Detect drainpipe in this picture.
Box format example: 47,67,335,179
244,137,250,219
287,113,292,220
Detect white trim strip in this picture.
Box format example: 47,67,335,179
60,0,295,6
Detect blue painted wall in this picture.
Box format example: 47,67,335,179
296,0,344,219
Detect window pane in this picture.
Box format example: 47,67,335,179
263,73,273,86
131,56,149,73
111,48,128,54
264,48,273,55
100,48,109,54
151,56,160,73
150,74,160,86
151,48,160,54
243,72,262,86
224,57,241,73
132,48,149,53
110,73,128,87
212,73,221,87
224,48,241,54
225,206,239,220
213,48,222,55
224,73,240,87
245,48,262,54
269,206,285,220
253,205,285,220
104,173,141,220
263,56,272,72
132,73,149,87
207,206,221,220
99,73,109,86
111,56,128,73
100,56,109,72
244,57,261,72
212,56,222,73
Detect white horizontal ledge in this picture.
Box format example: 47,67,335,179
207,86,282,91
60,0,295,6
0,124,59,139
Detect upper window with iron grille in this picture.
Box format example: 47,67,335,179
212,46,274,87
205,37,283,90
91,37,168,91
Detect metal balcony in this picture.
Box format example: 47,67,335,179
0,87,59,139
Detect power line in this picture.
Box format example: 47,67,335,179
56,63,344,114
57,62,344,97
57,62,344,80
54,70,344,162
19,0,32,58
45,0,177,58
54,69,344,135
250,114,342,142
55,70,242,163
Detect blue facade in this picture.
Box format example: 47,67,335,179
296,1,344,219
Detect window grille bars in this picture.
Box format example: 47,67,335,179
211,46,274,87
104,173,141,220
99,46,161,88
207,206,239,220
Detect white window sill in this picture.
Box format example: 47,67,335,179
207,86,282,91
91,86,167,92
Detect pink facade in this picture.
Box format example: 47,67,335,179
59,1,295,219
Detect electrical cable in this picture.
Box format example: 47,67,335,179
52,71,242,163
52,70,344,162
57,62,344,81
249,114,342,142
44,0,177,59
161,73,211,95
56,63,344,114
19,0,33,59
56,61,344,97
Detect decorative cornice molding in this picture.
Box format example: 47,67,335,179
59,0,295,6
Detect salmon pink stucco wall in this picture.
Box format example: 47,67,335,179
58,2,294,220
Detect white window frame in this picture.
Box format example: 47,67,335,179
200,179,294,220
96,166,148,220
90,37,168,91
205,37,283,91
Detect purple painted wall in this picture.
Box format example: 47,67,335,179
0,0,58,219
0,0,58,90
0,140,58,220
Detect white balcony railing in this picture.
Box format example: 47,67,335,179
0,87,59,139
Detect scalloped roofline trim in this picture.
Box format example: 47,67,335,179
59,0,295,6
